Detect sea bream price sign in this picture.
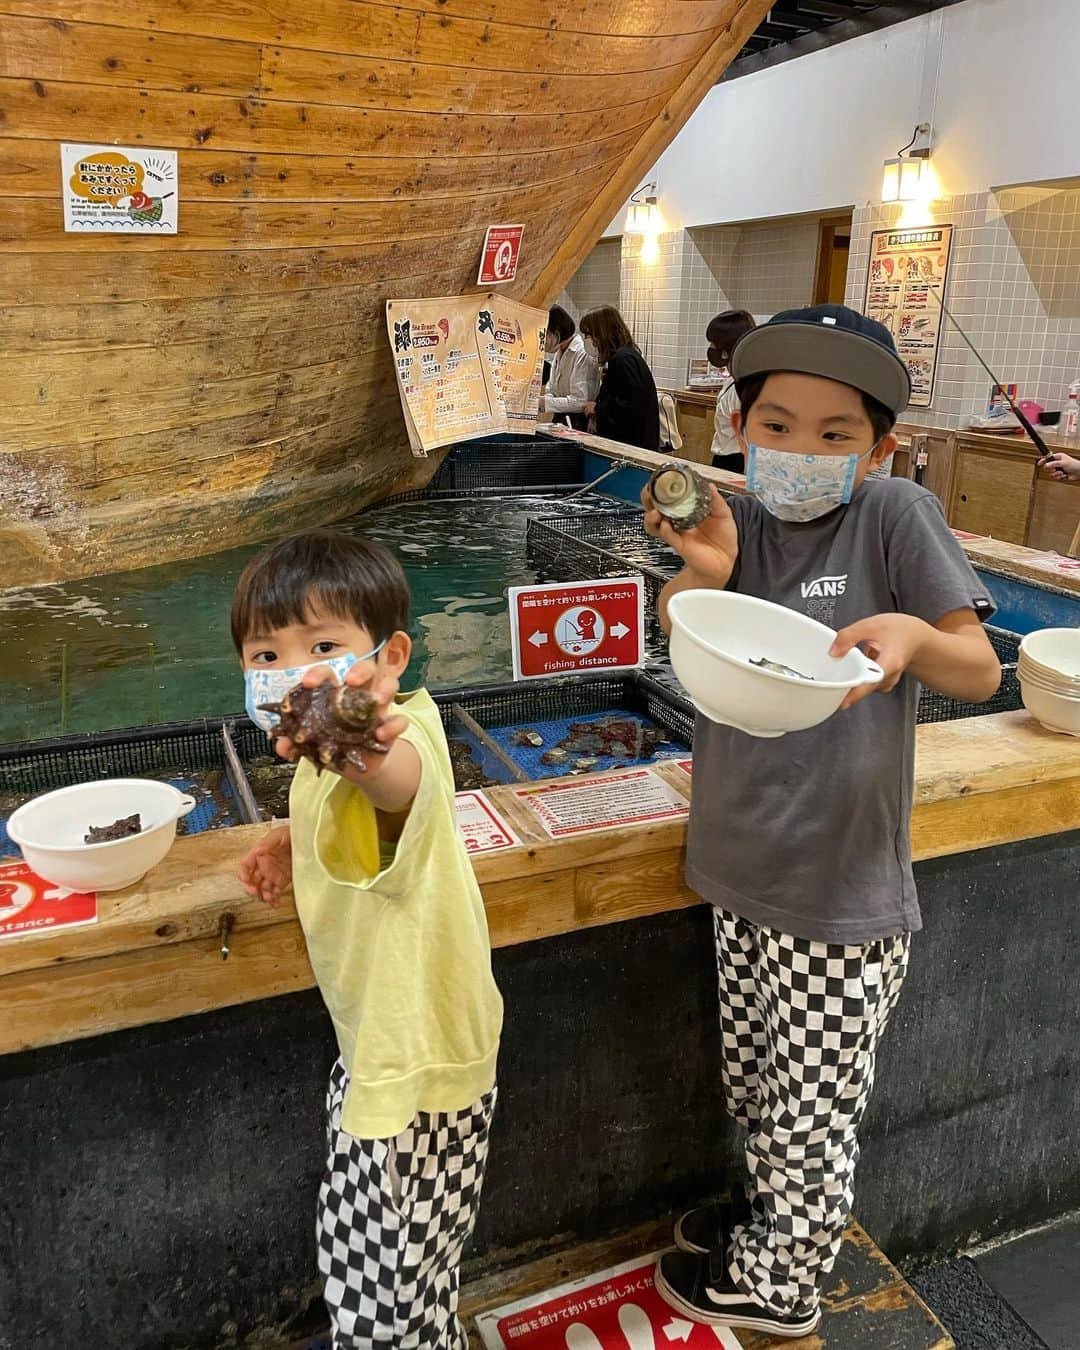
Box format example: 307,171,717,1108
508,578,644,680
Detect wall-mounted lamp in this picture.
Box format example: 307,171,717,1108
626,181,659,235
882,124,932,203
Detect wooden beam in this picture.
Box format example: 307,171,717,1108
525,0,774,304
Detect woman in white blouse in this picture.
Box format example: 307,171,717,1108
541,305,600,432
707,309,756,472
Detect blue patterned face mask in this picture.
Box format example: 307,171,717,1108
244,642,386,733
746,442,877,522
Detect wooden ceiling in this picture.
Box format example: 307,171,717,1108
729,0,966,77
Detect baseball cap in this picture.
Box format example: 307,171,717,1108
730,304,911,418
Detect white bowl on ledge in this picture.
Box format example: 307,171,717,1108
6,779,197,892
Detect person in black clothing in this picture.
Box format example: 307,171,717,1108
580,306,660,451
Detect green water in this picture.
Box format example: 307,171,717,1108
1,494,622,745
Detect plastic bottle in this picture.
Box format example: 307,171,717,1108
1063,378,1080,440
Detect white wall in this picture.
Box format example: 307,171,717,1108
604,0,1080,235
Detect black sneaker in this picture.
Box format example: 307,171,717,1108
654,1249,821,1340
674,1182,755,1255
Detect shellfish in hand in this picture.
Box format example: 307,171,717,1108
647,463,712,531
259,682,388,775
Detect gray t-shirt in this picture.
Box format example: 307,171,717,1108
685,477,994,944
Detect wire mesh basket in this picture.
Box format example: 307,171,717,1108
432,670,695,748
0,718,264,843
428,433,584,491
527,510,679,644
916,625,1022,723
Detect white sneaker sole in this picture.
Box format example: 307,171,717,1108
654,1263,822,1340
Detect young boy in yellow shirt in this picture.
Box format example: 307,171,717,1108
234,530,503,1350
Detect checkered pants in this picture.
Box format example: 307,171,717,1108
317,1059,496,1348
714,908,910,1318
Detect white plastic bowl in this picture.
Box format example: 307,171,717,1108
6,779,196,892
1020,680,1080,737
668,590,884,737
1018,628,1080,682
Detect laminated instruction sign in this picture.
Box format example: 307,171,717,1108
61,143,178,233
387,294,546,455
512,768,688,839
508,578,645,680
454,791,519,855
863,225,953,407
476,1250,742,1348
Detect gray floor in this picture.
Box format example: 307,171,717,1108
976,1214,1080,1350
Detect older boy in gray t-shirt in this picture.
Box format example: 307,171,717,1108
646,306,1000,1340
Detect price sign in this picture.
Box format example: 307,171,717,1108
508,578,644,681
454,791,519,855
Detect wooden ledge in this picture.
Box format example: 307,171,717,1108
1,713,1077,1056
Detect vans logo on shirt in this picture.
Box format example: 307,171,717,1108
801,574,848,599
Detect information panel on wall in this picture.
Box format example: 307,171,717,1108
386,293,546,455
863,224,954,408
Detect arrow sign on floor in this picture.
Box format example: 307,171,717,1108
663,1319,694,1343
610,621,630,639
528,631,548,647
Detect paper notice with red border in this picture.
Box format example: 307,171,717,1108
511,768,688,839
0,861,98,942
455,791,519,855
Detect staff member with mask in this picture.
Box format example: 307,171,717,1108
706,309,756,473
540,305,600,432
580,305,660,452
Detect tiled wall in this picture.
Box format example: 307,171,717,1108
555,238,621,323
560,215,826,389
845,190,1080,429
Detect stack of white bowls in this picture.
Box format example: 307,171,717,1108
1018,628,1080,737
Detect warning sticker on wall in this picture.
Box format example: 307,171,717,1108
475,1251,741,1348
511,768,688,839
61,143,178,233
0,861,98,942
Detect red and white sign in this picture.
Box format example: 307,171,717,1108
0,861,98,942
478,224,525,285
508,578,645,681
512,768,688,839
951,529,986,541
475,1251,741,1349
455,791,519,855
675,759,693,776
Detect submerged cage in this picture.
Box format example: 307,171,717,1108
527,509,679,645
0,719,265,848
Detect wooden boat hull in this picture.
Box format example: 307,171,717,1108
0,0,769,584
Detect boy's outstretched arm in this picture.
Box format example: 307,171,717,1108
831,607,1001,709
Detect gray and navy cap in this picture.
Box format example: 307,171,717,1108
730,304,911,419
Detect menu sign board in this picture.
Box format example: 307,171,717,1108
479,296,547,434
863,224,954,408
387,294,546,454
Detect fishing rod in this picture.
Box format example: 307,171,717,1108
927,285,1051,460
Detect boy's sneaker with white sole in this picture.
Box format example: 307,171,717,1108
674,1182,757,1255
654,1249,822,1340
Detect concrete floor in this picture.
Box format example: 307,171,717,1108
976,1213,1080,1350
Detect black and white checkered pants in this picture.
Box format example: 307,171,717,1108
317,1058,496,1348
714,908,910,1319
